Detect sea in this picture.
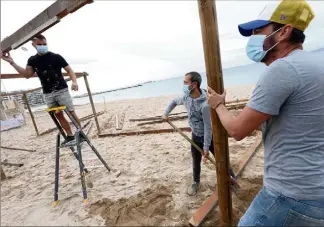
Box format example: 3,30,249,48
32,48,324,111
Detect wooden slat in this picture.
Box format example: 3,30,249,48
98,127,192,138
0,72,86,80
1,146,35,153
189,132,262,227
1,0,93,52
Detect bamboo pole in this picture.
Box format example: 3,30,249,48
83,74,101,134
198,0,233,225
23,92,39,136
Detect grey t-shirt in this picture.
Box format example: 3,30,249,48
247,49,324,200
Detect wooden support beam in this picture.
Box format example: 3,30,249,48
189,132,262,227
39,119,91,136
1,0,93,53
1,146,36,153
23,92,39,136
198,0,233,225
0,72,86,80
98,127,192,138
83,74,101,134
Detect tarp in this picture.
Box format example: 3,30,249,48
0,114,25,132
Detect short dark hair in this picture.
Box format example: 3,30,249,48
186,71,202,88
272,22,305,44
33,34,46,41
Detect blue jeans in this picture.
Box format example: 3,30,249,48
238,186,324,226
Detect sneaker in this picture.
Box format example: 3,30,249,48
61,136,76,146
187,182,200,196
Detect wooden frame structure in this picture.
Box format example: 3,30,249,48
0,72,101,135
1,0,234,224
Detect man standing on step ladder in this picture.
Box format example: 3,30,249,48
1,34,84,146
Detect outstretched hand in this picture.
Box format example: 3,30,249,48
207,86,226,109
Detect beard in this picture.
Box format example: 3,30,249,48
261,35,279,63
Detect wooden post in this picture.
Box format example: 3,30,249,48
83,73,101,134
197,0,233,226
23,92,39,136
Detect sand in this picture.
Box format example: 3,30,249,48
0,84,265,226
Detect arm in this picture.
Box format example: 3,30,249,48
215,105,269,140
10,62,34,79
57,54,77,83
63,65,77,83
201,104,213,151
211,60,298,141
164,96,185,116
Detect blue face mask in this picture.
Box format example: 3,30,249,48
36,45,48,54
246,27,282,62
183,84,193,95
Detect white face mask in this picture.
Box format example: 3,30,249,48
246,27,282,62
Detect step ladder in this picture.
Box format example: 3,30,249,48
46,106,110,206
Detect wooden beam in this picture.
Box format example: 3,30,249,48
23,92,39,136
0,72,87,80
98,127,192,138
0,73,87,96
83,74,101,134
1,146,36,153
1,162,24,167
198,0,233,225
137,116,188,126
1,0,93,53
189,132,262,227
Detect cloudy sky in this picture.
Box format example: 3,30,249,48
1,1,324,95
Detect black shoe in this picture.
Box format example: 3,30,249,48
61,136,76,146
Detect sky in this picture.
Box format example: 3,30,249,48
1,0,324,95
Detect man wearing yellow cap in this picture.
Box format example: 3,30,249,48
207,0,324,226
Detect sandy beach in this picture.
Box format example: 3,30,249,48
0,84,265,226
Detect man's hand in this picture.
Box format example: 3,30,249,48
162,115,169,122
1,52,13,64
203,150,209,164
71,82,79,91
207,86,226,109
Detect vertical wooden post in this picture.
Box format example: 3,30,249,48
197,0,233,225
23,92,39,136
83,73,101,134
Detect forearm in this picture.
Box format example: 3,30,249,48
11,62,28,77
67,70,77,83
164,100,177,116
215,104,238,138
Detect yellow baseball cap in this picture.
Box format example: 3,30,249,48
238,0,315,37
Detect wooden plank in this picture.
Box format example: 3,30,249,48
1,0,93,53
115,114,119,130
1,162,24,167
98,127,192,138
0,72,86,80
198,0,233,225
1,146,36,153
188,132,262,227
137,115,188,126
39,119,91,136
117,113,125,130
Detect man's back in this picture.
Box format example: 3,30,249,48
248,49,324,200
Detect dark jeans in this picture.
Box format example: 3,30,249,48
191,133,235,183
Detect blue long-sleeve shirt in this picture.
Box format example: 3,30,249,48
164,89,213,151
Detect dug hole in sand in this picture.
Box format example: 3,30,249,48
1,86,264,226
